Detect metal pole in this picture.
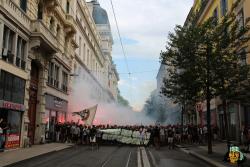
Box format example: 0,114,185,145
238,101,242,144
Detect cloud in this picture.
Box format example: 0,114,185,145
90,0,193,110
118,37,139,45
98,0,193,59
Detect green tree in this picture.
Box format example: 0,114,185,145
117,90,130,107
161,1,250,154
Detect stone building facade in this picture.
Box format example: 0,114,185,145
87,0,119,101
0,0,119,148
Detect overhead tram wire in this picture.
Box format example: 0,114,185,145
85,69,158,75
109,0,131,77
110,0,133,101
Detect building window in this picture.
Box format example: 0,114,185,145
37,2,43,20
239,49,247,66
83,43,86,62
213,7,218,26
87,49,89,66
16,36,26,70
54,65,59,88
48,62,54,86
48,62,59,88
62,72,68,93
96,62,98,75
2,26,15,64
2,26,26,70
237,9,244,30
0,71,4,99
74,64,77,74
49,17,55,32
0,70,25,104
79,37,82,57
56,25,61,39
220,0,227,17
66,1,70,14
20,0,27,12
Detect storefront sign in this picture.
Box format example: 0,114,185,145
45,94,68,112
5,134,20,149
54,98,63,108
0,100,25,112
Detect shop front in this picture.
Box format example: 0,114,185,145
228,103,238,141
0,70,26,150
201,109,217,127
45,94,68,142
0,100,25,149
244,106,250,128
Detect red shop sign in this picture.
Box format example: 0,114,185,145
5,134,20,149
0,100,25,112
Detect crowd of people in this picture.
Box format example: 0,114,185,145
47,122,250,152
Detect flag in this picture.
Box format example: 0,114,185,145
72,105,98,126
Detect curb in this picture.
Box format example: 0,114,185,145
176,145,227,167
2,144,73,167
189,151,227,167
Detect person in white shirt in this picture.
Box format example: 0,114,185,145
160,127,165,145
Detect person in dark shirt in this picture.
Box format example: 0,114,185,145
246,128,250,152
167,128,174,149
153,126,160,149
0,118,8,151
89,126,97,150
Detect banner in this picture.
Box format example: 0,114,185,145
72,105,98,126
100,129,151,146
5,134,20,149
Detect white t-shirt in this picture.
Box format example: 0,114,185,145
0,127,3,134
203,127,208,134
160,129,165,136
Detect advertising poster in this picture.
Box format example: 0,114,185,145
5,134,20,149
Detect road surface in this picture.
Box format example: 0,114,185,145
6,145,211,167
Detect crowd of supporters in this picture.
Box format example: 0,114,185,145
46,122,250,152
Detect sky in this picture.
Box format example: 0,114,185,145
96,0,194,111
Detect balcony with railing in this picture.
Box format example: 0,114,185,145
0,0,31,31
30,20,58,53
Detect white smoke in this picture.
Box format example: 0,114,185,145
68,76,155,125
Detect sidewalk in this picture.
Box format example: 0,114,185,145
177,142,250,167
0,143,73,167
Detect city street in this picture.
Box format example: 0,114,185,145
148,147,211,167
5,146,211,167
0,0,250,167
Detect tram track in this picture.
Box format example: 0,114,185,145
6,145,138,167
100,146,122,167
100,146,135,167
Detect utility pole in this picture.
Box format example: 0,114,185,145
206,43,212,154
181,105,184,134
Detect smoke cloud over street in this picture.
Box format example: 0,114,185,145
68,77,155,125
